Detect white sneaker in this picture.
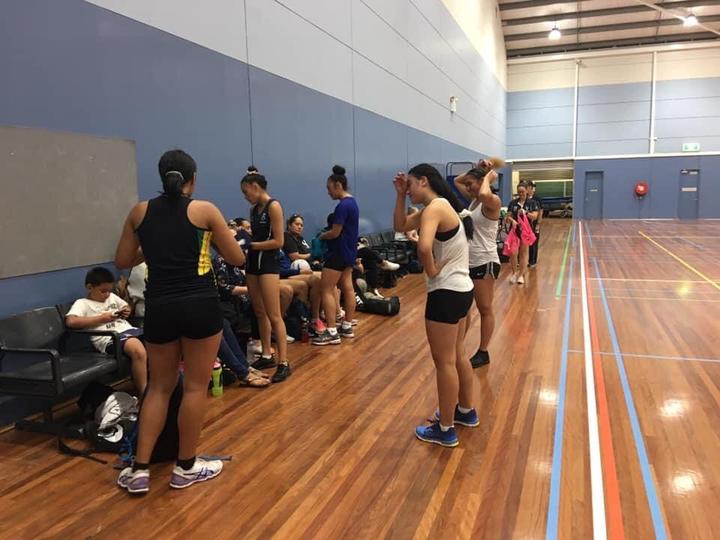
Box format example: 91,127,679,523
286,335,295,343
117,467,150,494
372,289,385,298
380,260,400,271
169,458,223,489
517,275,525,285
510,274,518,284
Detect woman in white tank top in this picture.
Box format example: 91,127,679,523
454,160,503,369
393,163,476,449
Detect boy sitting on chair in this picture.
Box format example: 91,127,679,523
65,267,147,394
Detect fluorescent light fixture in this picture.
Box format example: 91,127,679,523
684,13,698,26
549,26,562,40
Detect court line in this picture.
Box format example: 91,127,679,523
546,255,574,540
639,232,720,292
568,350,720,364
578,221,608,540
592,257,669,540
591,235,717,239
582,225,624,540
567,293,720,303
588,278,710,283
555,222,573,299
585,221,594,248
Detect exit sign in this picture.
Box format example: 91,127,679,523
682,142,701,152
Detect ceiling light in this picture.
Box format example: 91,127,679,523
549,26,562,40
684,14,698,26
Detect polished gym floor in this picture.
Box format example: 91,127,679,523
0,219,718,539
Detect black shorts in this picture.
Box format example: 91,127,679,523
469,261,501,280
144,297,223,344
106,328,144,356
246,250,280,275
323,252,352,272
425,289,474,324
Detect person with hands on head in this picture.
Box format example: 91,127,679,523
453,157,504,368
393,164,478,448
113,149,246,495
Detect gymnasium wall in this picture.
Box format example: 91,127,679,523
506,47,720,219
0,0,506,319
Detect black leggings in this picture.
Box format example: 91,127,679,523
357,247,383,288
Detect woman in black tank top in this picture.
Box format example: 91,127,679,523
240,168,291,383
114,150,246,495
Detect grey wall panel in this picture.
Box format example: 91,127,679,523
578,102,650,123
507,88,575,110
507,125,574,146
655,97,720,119
655,77,720,100
655,136,720,153
578,82,651,105
507,143,573,159
507,107,574,128
0,126,137,278
577,121,650,142
577,139,649,156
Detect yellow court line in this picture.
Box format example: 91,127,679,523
639,231,720,292
588,278,718,284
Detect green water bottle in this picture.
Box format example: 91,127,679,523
211,361,223,397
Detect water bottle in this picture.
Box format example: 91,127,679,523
211,360,223,397
300,317,309,343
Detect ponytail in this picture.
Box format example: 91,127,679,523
407,163,473,240
158,149,196,198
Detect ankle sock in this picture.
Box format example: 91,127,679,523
176,457,196,471
132,461,149,472
439,423,453,432
328,327,338,335
458,406,472,414
341,321,352,330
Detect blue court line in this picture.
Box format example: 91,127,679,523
584,221,593,248
546,254,575,540
567,349,720,364
592,257,668,540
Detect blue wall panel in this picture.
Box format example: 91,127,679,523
655,77,720,100
578,82,651,104
507,88,575,110
574,155,720,219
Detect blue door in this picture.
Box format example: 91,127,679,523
584,171,603,219
678,169,699,220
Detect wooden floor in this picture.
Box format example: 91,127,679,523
1,219,719,539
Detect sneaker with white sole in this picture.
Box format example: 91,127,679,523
312,329,341,346
337,324,355,338
509,274,518,284
169,457,223,489
117,467,150,494
380,260,400,271
517,276,525,284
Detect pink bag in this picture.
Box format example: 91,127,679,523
518,212,537,246
503,227,520,256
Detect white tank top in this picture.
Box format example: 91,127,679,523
468,201,500,267
426,199,473,293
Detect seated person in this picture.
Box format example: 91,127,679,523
279,249,325,335
126,262,147,319
65,267,147,394
218,319,269,388
285,214,321,270
355,238,400,297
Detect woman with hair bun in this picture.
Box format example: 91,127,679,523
312,165,360,345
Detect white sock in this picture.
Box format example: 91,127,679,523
341,321,352,330
439,423,453,432
328,327,338,335
458,406,472,414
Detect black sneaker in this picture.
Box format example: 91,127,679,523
271,362,291,383
337,325,355,339
251,355,277,370
470,349,490,368
312,330,342,346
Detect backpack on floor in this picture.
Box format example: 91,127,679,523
357,294,400,316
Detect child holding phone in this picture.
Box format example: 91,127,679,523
65,266,147,393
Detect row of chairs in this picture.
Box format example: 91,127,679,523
0,304,130,433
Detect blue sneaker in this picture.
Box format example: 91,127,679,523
433,405,480,427
415,422,459,447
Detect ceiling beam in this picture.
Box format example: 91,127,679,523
505,15,720,41
502,0,720,26
499,0,580,11
507,32,719,57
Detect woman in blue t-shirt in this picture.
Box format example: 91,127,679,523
312,165,359,345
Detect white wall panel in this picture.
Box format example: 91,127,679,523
359,0,410,41
85,0,247,62
352,0,407,80
276,0,351,46
245,0,353,103
579,54,653,87
508,60,576,92
656,49,720,81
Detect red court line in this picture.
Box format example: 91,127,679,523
583,226,626,540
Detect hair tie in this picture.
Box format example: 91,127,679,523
459,209,472,218
165,170,184,181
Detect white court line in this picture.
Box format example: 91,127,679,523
578,221,607,540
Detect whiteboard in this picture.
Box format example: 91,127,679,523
0,125,138,278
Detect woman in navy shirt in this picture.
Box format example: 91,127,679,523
312,165,359,345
